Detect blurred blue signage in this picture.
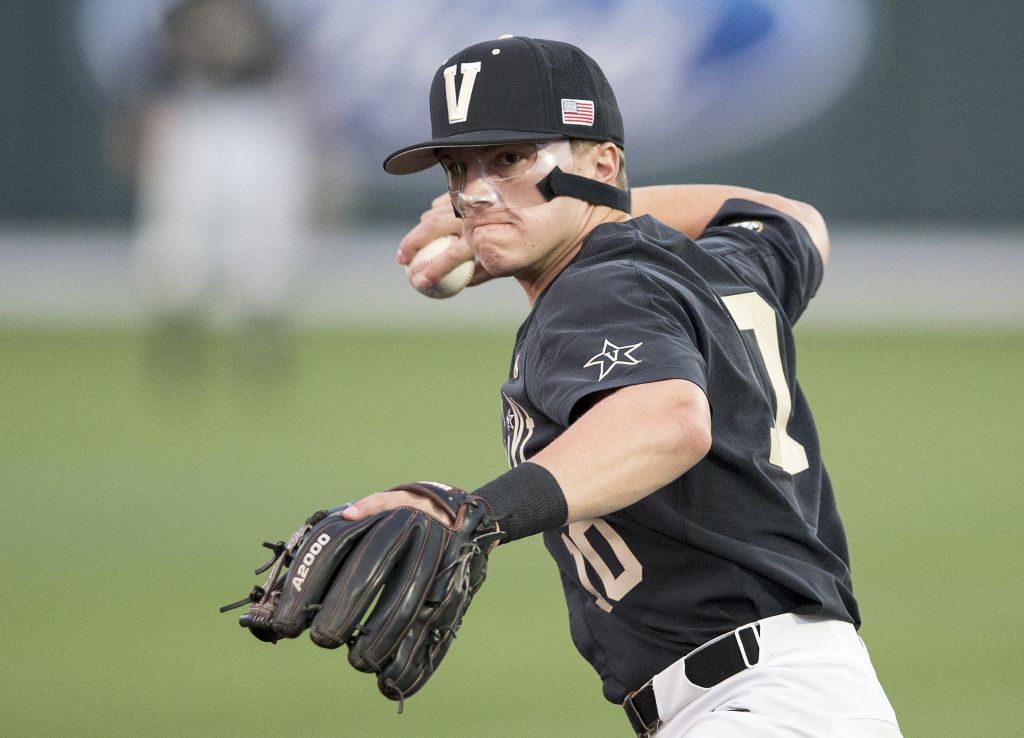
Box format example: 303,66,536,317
78,0,875,175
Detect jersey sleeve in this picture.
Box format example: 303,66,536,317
697,198,824,323
526,259,708,427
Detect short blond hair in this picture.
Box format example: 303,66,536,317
570,139,629,191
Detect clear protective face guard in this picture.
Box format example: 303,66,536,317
438,141,574,218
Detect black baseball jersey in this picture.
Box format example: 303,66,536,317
499,199,858,704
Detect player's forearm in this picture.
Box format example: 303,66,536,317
631,185,734,237
529,379,712,523
631,184,830,263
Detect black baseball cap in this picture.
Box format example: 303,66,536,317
383,36,624,175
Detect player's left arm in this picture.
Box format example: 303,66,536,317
343,378,711,528
526,378,711,522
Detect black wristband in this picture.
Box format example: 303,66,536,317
472,462,568,543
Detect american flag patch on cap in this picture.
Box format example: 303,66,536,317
561,99,595,126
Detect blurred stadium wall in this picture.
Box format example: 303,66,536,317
1,0,1021,328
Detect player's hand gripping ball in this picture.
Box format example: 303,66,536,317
221,483,504,706
405,235,475,298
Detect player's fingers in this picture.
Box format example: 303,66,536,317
343,490,453,524
396,196,461,265
407,237,476,290
342,491,402,520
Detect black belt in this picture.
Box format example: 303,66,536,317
623,623,761,737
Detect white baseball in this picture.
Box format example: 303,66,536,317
404,235,475,299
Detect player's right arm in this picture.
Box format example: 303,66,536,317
631,185,830,265
397,185,829,294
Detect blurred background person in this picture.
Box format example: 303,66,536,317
98,0,316,377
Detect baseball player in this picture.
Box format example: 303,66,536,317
342,36,902,736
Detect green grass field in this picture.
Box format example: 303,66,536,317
2,326,1021,737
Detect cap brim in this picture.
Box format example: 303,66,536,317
383,129,564,175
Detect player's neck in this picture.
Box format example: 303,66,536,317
517,250,578,305
517,206,629,304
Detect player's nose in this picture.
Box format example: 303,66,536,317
458,174,498,211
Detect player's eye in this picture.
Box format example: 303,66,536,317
486,147,537,180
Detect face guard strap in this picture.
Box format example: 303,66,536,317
536,167,632,213
445,143,631,218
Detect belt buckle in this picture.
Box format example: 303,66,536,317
623,684,661,737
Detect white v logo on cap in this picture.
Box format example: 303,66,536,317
443,62,482,124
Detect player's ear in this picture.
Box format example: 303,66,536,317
589,141,621,186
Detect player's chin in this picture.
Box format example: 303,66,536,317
467,227,513,262
471,246,516,279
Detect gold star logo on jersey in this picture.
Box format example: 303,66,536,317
584,339,643,381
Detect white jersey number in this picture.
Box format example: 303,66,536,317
720,291,809,474
561,519,642,613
